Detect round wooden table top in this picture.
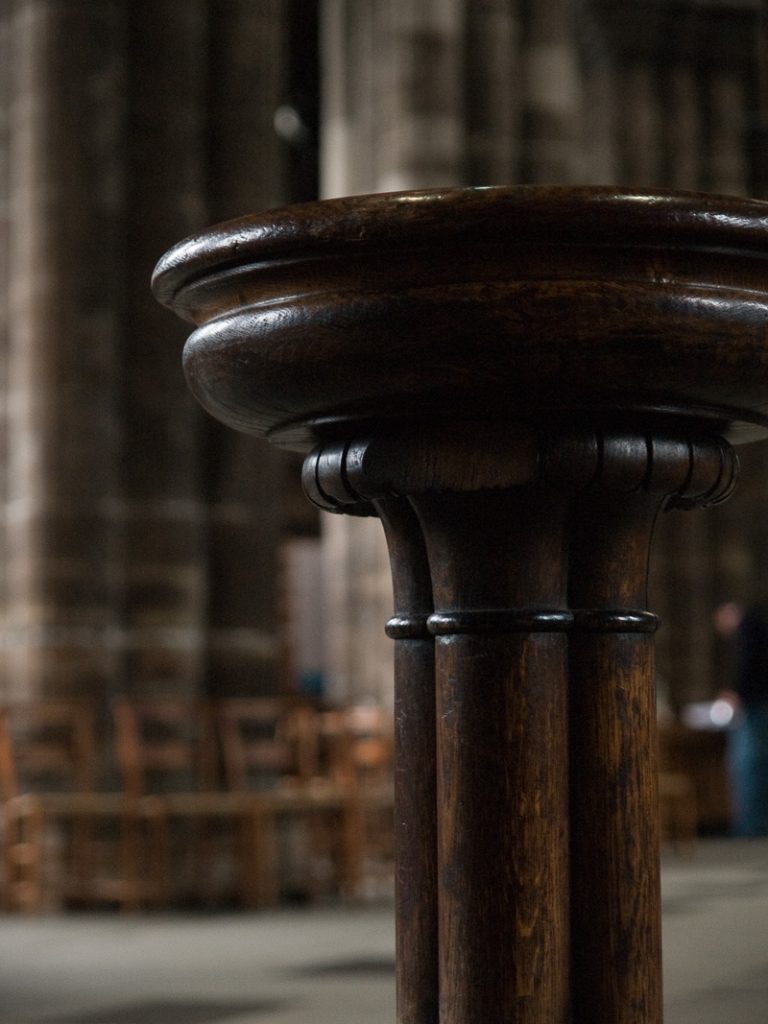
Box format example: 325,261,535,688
153,186,768,450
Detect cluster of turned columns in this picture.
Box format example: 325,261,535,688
304,425,737,1024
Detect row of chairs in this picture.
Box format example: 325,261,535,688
0,698,394,912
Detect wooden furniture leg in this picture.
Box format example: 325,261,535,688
413,485,570,1024
565,434,736,1023
568,487,664,1024
4,796,45,912
378,498,438,1024
308,428,735,1023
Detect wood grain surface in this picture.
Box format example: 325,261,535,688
378,498,439,1024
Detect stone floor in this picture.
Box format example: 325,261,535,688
0,838,766,1023
661,838,768,1023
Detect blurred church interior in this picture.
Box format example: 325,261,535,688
0,0,766,909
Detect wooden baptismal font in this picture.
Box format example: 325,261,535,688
153,187,768,1024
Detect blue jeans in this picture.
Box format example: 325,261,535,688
727,702,768,836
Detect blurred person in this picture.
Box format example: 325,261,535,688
713,601,768,836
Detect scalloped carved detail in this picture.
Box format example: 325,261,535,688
301,427,738,513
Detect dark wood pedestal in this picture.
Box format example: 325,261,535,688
154,186,768,1024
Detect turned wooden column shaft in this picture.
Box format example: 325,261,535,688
568,489,663,1024
304,427,738,1024
378,498,439,1024
413,485,570,1024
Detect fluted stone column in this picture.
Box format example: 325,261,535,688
0,5,10,678
580,1,768,705
320,0,467,705
521,0,581,183
663,13,704,192
706,38,748,197
579,13,619,187
203,0,290,697
123,0,293,701
122,1,210,698
322,0,465,198
465,0,521,184
706,5,768,689
646,3,762,700
646,10,710,697
618,61,664,187
0,0,294,711
2,0,126,702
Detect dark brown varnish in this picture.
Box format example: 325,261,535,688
413,488,570,1024
378,498,439,1024
154,187,767,1024
568,492,664,1024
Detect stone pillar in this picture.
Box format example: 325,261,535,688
617,62,664,187
465,0,521,184
322,0,465,198
579,10,619,187
122,1,209,698
705,22,748,197
2,0,126,703
752,12,768,197
649,10,711,701
661,12,703,192
649,5,761,702
0,5,10,671
520,0,581,183
320,0,466,705
705,5,768,692
582,3,768,705
203,0,290,698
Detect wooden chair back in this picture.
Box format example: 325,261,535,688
0,708,15,803
216,698,317,792
113,698,217,797
322,705,393,788
0,701,97,801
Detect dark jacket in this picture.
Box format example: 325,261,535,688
736,606,768,706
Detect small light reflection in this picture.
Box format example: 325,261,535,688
709,699,736,729
681,699,735,730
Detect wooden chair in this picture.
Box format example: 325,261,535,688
112,697,265,907
113,697,217,798
658,771,698,854
0,702,141,912
321,705,395,897
216,698,361,904
658,724,699,854
217,697,311,791
323,705,394,787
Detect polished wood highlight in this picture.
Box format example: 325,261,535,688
154,186,768,1023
